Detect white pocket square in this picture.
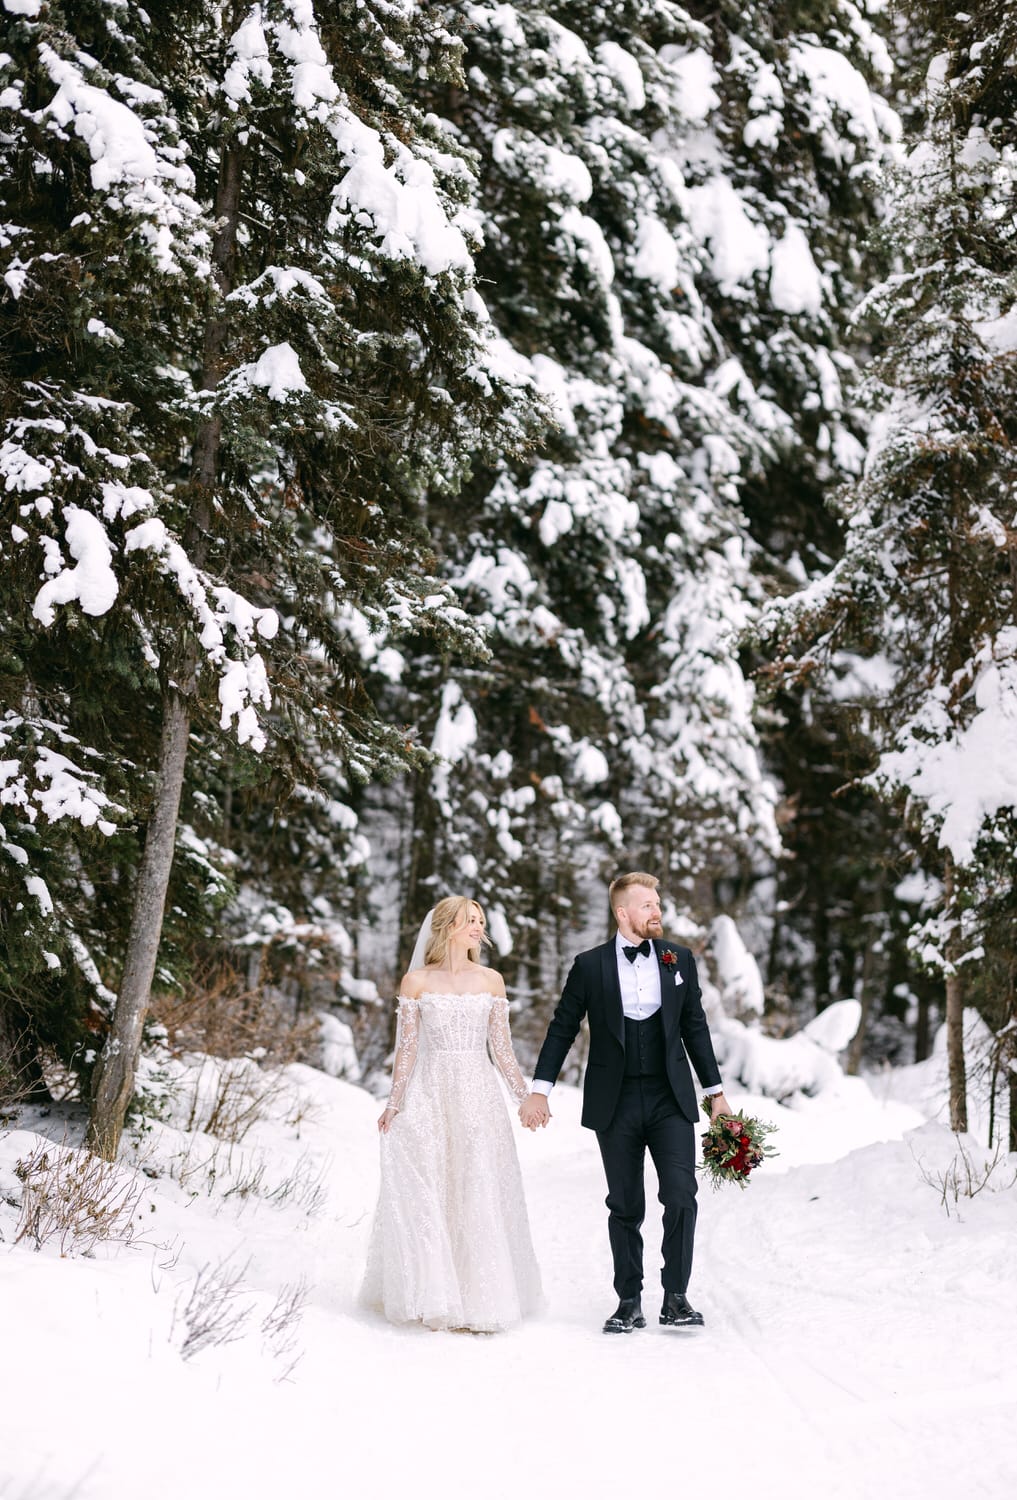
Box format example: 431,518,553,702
673,971,684,986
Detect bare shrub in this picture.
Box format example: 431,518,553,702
262,1276,309,1381
140,965,326,1149
912,1134,1017,1216
180,1057,287,1144
168,1137,328,1217
168,1137,254,1199
14,1139,142,1255
284,1086,323,1138
0,1472,99,1500
149,1236,183,1293
162,1052,320,1149
262,1151,328,1216
0,1027,50,1115
175,1256,254,1360
173,1260,311,1376
220,1149,270,1204
37,1048,83,1104
151,963,320,1066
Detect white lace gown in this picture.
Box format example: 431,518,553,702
359,991,543,1332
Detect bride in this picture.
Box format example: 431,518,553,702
359,896,543,1332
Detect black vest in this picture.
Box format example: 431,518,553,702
623,1008,666,1077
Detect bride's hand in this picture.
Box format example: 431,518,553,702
519,1094,550,1130
378,1108,399,1133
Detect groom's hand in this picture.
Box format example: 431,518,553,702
519,1093,551,1130
710,1092,733,1122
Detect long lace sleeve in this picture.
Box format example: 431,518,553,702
387,998,421,1111
487,997,529,1104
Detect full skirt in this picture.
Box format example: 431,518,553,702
359,1052,542,1332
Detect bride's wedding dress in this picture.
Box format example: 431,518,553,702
360,991,543,1332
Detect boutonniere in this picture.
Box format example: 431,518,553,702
661,949,683,985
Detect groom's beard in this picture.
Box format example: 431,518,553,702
633,918,663,940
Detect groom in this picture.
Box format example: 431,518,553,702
520,872,731,1333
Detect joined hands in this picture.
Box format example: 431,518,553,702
518,1093,551,1131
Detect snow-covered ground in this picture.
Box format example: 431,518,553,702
2,1061,1015,1500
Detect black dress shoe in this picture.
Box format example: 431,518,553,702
603,1296,646,1334
660,1292,705,1328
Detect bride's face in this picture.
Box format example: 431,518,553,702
452,903,485,949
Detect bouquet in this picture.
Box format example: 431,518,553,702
699,1100,777,1189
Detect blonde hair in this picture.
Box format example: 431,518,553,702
424,896,486,967
608,871,659,917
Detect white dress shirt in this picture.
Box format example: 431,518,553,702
616,931,662,1019
531,934,723,1096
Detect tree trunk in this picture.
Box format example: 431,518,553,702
1005,953,1017,1154
87,687,191,1155
945,964,968,1133
943,855,968,1133
87,140,245,1157
915,992,932,1062
846,925,877,1076
812,871,830,1009
987,1053,998,1152
394,767,439,1056
401,768,438,975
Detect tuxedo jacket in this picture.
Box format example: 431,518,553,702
533,938,722,1132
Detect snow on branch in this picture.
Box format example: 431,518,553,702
123,523,279,750
35,44,202,275
873,630,1017,865
18,490,279,754
329,121,474,279
1,711,122,925
31,506,118,625
0,712,120,838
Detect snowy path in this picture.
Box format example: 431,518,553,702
2,1074,1016,1500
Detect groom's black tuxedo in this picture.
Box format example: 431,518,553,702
534,935,723,1300
533,938,722,1129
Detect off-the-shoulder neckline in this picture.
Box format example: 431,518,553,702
408,990,505,1002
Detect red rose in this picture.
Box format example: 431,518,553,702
662,950,678,967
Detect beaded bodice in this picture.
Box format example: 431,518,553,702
387,991,529,1109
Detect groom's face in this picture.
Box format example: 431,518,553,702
616,885,663,941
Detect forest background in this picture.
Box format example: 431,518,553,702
2,0,1016,1156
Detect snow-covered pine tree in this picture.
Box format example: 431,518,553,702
760,0,1017,1130
378,0,897,1011
1,0,537,1151
1,0,206,1093
708,0,911,1030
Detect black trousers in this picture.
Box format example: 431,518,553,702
595,1074,698,1298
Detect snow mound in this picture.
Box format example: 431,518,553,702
803,998,862,1051
318,1012,360,1081
711,914,764,1014
715,998,861,1101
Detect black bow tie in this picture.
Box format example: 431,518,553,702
622,940,651,963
